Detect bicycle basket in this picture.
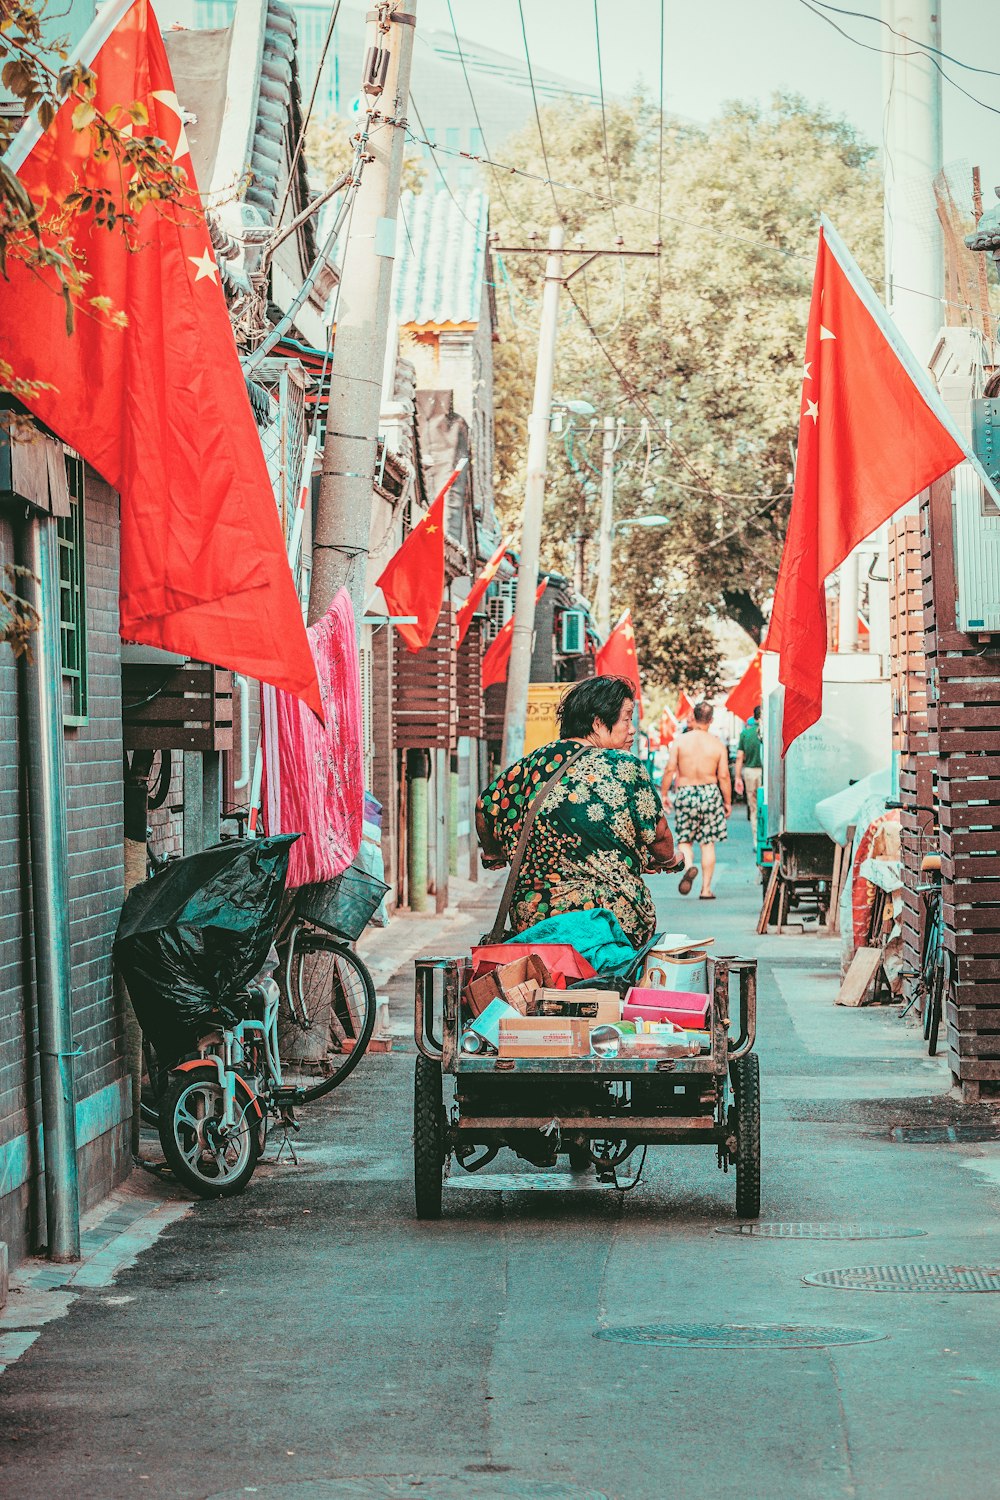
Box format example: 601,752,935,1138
294,865,390,941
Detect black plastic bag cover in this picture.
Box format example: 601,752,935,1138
114,835,297,1065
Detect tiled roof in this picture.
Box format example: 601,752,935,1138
392,189,490,327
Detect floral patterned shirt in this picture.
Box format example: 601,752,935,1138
479,739,663,945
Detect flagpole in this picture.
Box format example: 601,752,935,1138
4,0,138,172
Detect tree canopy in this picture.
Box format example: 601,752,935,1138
490,92,883,699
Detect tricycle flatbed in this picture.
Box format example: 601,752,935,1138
412,950,761,1220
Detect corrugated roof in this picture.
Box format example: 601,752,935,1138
392,189,490,327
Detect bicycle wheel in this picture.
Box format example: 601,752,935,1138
923,921,943,1042
281,927,377,1100
158,1066,260,1198
926,949,950,1058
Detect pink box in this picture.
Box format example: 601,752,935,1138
623,988,711,1028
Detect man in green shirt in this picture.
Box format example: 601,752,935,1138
734,706,763,842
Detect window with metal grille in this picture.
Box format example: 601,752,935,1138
57,453,87,724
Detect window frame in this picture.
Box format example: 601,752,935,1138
57,450,88,726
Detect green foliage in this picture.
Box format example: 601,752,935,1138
0,561,40,661
491,92,883,695
1,1,188,385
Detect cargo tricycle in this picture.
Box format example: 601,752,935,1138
412,943,760,1219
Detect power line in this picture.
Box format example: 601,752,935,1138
808,0,1000,79
798,0,1000,119
409,93,479,227
276,0,344,229
516,0,562,223
444,0,525,233
593,0,618,237
403,127,981,317
563,282,728,508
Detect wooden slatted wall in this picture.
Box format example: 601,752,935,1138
889,515,934,983
923,475,1000,1099
392,607,458,751
456,618,486,740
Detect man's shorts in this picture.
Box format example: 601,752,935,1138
674,783,728,845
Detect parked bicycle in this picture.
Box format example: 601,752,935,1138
119,836,387,1198
900,850,949,1057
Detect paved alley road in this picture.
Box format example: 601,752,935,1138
3,817,1000,1500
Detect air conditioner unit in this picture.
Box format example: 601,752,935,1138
559,608,586,656
929,328,1000,633
486,578,516,642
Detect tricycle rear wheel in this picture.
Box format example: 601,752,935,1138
731,1052,761,1219
414,1054,446,1219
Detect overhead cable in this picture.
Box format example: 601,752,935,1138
593,0,618,237
445,0,525,232
798,0,1000,118
516,0,563,222
275,0,345,229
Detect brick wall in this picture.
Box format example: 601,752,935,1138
0,469,130,1267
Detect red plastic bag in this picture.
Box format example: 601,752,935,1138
470,944,597,989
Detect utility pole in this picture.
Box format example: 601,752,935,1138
495,234,660,765
309,2,417,630
501,224,564,766
594,415,617,636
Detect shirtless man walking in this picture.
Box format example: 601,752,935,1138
661,701,731,899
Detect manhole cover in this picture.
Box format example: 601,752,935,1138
447,1173,613,1192
716,1222,926,1240
204,1481,607,1500
892,1126,1000,1143
803,1264,1000,1293
594,1323,885,1349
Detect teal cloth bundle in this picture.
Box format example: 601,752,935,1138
505,908,636,973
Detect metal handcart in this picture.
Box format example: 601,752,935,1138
412,942,760,1219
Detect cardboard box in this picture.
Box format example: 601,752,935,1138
623,988,711,1029
536,988,621,1022
498,1016,590,1057
464,955,552,1018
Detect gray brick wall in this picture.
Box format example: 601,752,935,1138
0,469,129,1266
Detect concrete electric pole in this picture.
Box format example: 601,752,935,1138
501,225,564,766
309,2,417,630
594,415,618,637
838,0,943,655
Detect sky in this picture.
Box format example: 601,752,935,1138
423,0,1000,200
61,0,1000,202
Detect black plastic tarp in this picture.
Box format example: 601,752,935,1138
114,835,297,1066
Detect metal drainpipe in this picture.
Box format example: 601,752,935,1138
16,511,81,1262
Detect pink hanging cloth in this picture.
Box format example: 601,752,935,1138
261,588,364,889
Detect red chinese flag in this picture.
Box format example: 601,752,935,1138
481,582,546,690
725,650,762,722
764,219,966,754
0,0,321,712
456,536,509,646
377,465,464,652
659,709,675,746
595,609,642,716
676,691,694,724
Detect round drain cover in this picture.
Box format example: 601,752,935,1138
595,1323,885,1349
803,1264,1000,1293
205,1481,607,1500
716,1222,926,1240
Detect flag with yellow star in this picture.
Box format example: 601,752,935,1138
0,0,321,713
376,465,465,651
765,217,968,754
595,609,643,717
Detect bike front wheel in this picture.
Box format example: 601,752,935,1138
281,926,377,1101
158,1066,260,1198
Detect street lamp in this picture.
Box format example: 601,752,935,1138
550,398,596,433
